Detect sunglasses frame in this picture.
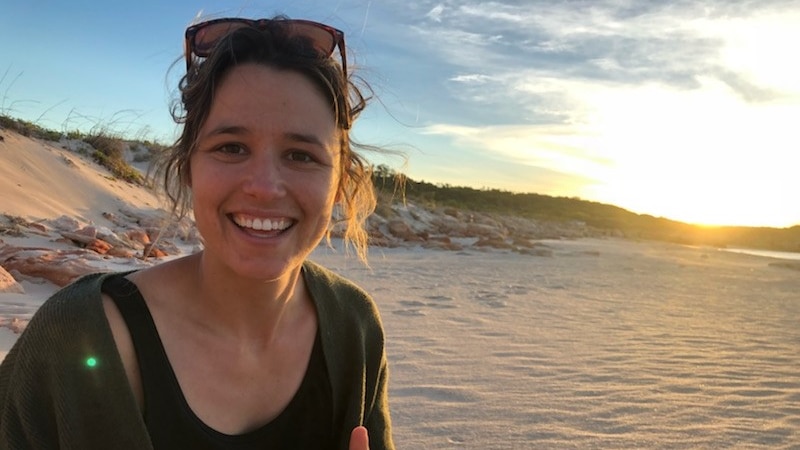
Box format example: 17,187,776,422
184,18,347,77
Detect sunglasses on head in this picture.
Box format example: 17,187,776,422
184,18,347,76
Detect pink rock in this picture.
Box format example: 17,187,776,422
0,265,25,294
86,239,112,255
142,244,167,259
127,229,151,245
106,247,135,258
0,247,101,287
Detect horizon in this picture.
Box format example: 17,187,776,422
2,1,798,228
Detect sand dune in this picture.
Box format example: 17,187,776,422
0,131,162,226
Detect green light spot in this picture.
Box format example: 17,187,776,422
85,357,97,368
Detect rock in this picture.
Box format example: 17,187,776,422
102,211,129,227
443,207,462,218
98,230,141,251
75,226,98,239
25,222,47,233
422,236,464,251
48,215,81,232
106,246,136,258
61,231,96,246
0,247,101,286
126,228,151,246
387,219,423,242
8,317,27,334
517,247,553,257
0,265,25,294
85,238,112,255
474,236,513,249
142,244,167,259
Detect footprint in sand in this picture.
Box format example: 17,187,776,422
392,308,426,316
472,290,508,308
394,296,457,316
504,284,529,295
423,294,457,309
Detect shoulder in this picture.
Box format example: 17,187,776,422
303,260,385,344
29,272,113,329
302,260,378,319
7,271,129,364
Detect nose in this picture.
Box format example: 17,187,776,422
241,152,286,199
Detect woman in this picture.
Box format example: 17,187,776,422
0,16,393,449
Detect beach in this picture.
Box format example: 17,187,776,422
313,238,800,449
2,130,800,448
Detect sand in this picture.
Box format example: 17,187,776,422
2,131,799,448
312,239,800,449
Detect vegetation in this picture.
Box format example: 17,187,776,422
372,165,800,253
83,132,143,184
0,114,62,141
0,114,145,185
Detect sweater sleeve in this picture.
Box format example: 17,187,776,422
0,273,153,450
364,350,394,450
302,261,396,450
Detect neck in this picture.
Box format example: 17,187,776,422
185,252,308,344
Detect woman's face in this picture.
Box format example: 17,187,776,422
189,63,340,281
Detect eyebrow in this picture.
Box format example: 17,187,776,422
202,125,328,148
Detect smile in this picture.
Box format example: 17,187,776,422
231,214,293,232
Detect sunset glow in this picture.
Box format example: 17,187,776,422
2,1,799,227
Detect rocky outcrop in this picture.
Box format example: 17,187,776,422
365,202,602,252
0,247,103,287
0,208,201,287
0,265,24,294
0,197,603,289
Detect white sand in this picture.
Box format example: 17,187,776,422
0,131,162,226
312,239,800,449
2,131,800,448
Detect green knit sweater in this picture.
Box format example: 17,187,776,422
0,260,394,449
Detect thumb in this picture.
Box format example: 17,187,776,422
349,426,369,450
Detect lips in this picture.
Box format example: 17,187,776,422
231,213,293,232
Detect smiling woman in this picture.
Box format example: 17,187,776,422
0,15,394,450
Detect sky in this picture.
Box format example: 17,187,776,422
1,0,799,228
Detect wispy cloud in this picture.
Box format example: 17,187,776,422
369,0,800,224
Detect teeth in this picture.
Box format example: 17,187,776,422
233,214,290,232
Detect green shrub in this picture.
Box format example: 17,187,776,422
86,133,143,184
0,114,61,141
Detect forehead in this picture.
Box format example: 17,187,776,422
205,64,339,146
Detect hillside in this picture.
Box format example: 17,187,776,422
373,170,800,254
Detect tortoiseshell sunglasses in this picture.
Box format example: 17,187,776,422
184,17,347,76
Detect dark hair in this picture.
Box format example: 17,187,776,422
156,17,376,262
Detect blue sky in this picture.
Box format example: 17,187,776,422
2,0,799,228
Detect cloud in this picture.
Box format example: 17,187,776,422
426,4,445,22
372,0,800,224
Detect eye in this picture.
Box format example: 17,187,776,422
286,151,316,163
216,143,247,155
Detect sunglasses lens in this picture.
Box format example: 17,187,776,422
192,21,249,57
279,22,337,58
191,20,338,60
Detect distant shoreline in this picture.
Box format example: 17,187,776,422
722,247,800,261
